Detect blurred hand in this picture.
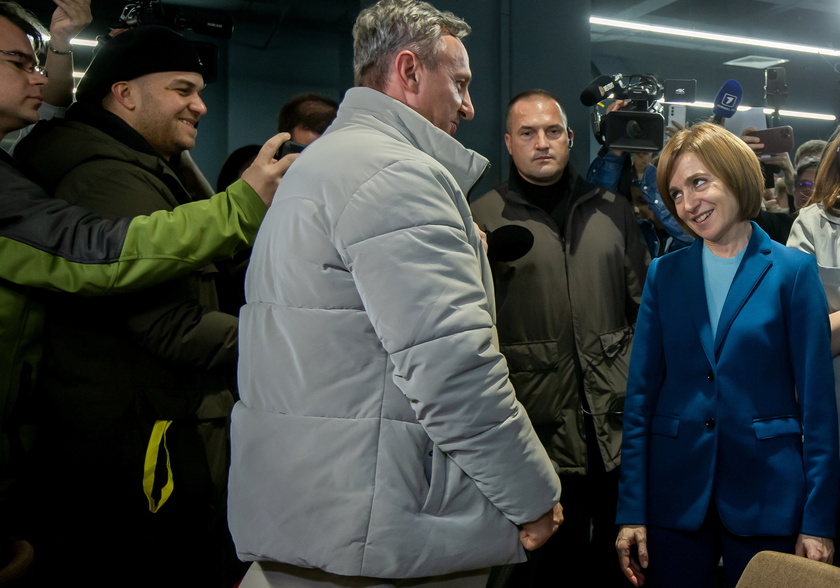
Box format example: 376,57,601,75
519,503,563,551
665,120,685,139
241,133,299,208
740,126,763,154
616,524,648,586
763,151,795,179
474,222,488,254
49,0,92,48
796,534,834,564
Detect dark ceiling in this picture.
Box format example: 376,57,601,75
22,0,840,137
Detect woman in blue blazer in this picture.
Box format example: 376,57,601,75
615,123,839,588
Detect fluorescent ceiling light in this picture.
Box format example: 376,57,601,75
665,102,835,121
724,56,789,69
42,34,98,48
590,16,840,57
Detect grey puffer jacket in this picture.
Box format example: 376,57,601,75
228,87,562,579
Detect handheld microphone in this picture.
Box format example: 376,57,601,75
486,225,535,263
580,74,624,107
711,80,743,125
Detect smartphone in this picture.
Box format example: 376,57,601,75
745,126,794,155
276,140,306,159
667,104,686,129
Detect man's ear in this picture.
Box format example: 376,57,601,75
393,50,422,94
109,81,138,111
504,133,513,155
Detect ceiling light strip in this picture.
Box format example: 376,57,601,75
42,34,98,47
666,102,835,121
590,16,840,58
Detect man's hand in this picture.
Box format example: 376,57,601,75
796,533,834,564
241,133,299,208
616,524,648,586
42,0,92,107
473,222,488,254
519,502,563,551
49,0,92,50
740,126,763,154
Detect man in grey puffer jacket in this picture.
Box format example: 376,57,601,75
229,1,563,586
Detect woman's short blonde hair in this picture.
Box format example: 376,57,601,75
656,122,763,237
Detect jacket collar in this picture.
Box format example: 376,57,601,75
503,161,595,207
813,203,840,226
67,102,169,163
682,221,773,364
331,87,489,195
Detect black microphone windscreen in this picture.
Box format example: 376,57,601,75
580,75,617,107
487,225,535,263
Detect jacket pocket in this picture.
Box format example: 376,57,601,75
651,414,680,438
752,416,802,440
420,443,447,515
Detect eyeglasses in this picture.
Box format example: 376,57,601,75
796,180,815,190
0,49,46,76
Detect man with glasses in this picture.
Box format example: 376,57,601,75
793,157,820,212
0,1,291,577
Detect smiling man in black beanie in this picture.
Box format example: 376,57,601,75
13,26,247,587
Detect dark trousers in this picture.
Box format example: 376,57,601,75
646,503,797,588
498,465,632,588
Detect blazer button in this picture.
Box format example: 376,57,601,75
706,418,716,431
707,370,714,382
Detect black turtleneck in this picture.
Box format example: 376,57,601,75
508,160,591,239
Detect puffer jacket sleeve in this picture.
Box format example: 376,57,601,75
334,159,561,526
0,160,264,295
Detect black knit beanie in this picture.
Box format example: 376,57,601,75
75,26,205,104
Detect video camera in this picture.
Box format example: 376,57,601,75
109,1,232,83
117,1,233,39
580,73,666,153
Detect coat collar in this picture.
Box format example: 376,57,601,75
681,221,773,364
331,87,489,196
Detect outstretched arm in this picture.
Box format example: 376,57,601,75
42,0,92,107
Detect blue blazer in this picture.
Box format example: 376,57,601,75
617,224,839,538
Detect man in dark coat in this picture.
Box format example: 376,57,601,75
14,25,251,587
471,89,649,588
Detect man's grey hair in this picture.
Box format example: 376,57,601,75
353,0,470,90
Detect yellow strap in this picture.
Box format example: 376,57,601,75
143,420,174,513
